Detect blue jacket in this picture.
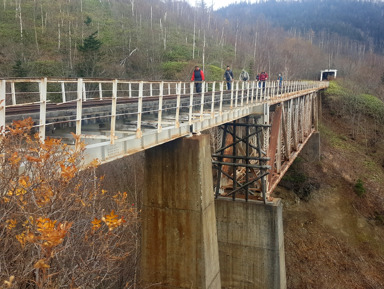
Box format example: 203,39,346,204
224,70,233,81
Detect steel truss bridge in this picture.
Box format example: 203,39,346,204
0,78,328,202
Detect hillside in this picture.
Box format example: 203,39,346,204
276,80,384,288
218,0,384,54
1,0,383,97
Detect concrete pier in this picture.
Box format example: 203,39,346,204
215,198,286,289
141,134,221,289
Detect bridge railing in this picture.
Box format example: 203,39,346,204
0,78,328,146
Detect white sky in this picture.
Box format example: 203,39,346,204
186,0,257,11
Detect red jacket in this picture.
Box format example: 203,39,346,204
191,69,205,81
259,72,268,81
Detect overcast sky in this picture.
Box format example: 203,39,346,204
186,0,257,11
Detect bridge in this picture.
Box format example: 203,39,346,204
0,77,328,289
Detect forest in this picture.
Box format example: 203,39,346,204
219,0,384,54
0,0,382,99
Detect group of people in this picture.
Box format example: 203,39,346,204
191,65,283,93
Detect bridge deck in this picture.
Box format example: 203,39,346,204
0,78,328,164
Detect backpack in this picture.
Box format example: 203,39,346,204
240,71,249,81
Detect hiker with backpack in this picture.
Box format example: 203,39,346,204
259,71,268,90
240,69,249,81
277,73,283,88
224,66,234,90
191,65,205,93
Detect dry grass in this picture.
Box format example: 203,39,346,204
279,99,384,289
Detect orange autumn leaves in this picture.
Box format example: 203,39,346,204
92,210,126,232
1,118,138,288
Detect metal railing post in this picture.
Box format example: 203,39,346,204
246,81,250,104
39,78,47,141
175,82,181,128
251,81,255,103
11,82,16,105
235,81,239,108
99,82,103,99
136,81,143,138
200,81,205,120
76,78,83,138
61,82,66,103
82,82,87,101
0,80,5,131
189,82,194,126
230,82,234,109
158,81,164,133
219,81,224,115
110,79,117,144
273,81,276,99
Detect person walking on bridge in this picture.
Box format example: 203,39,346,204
191,66,205,93
240,69,249,81
259,70,268,90
224,66,234,90
277,73,283,90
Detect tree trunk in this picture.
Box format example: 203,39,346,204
193,18,196,59
18,2,23,40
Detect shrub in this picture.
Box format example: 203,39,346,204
205,64,225,82
354,179,366,197
161,61,188,80
163,45,191,62
374,212,384,225
0,118,139,288
28,60,64,77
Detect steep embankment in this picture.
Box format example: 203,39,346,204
276,82,384,288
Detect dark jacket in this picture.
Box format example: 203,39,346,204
191,69,205,81
224,70,233,81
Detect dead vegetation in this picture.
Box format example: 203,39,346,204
277,87,384,288
0,118,140,289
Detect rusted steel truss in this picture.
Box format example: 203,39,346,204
213,92,319,202
212,116,271,202
267,92,318,196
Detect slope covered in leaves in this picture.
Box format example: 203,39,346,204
277,80,384,288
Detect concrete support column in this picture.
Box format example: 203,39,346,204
141,134,221,289
215,198,286,289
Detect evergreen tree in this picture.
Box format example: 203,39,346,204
77,31,103,77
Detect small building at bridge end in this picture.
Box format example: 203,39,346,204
320,69,337,81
